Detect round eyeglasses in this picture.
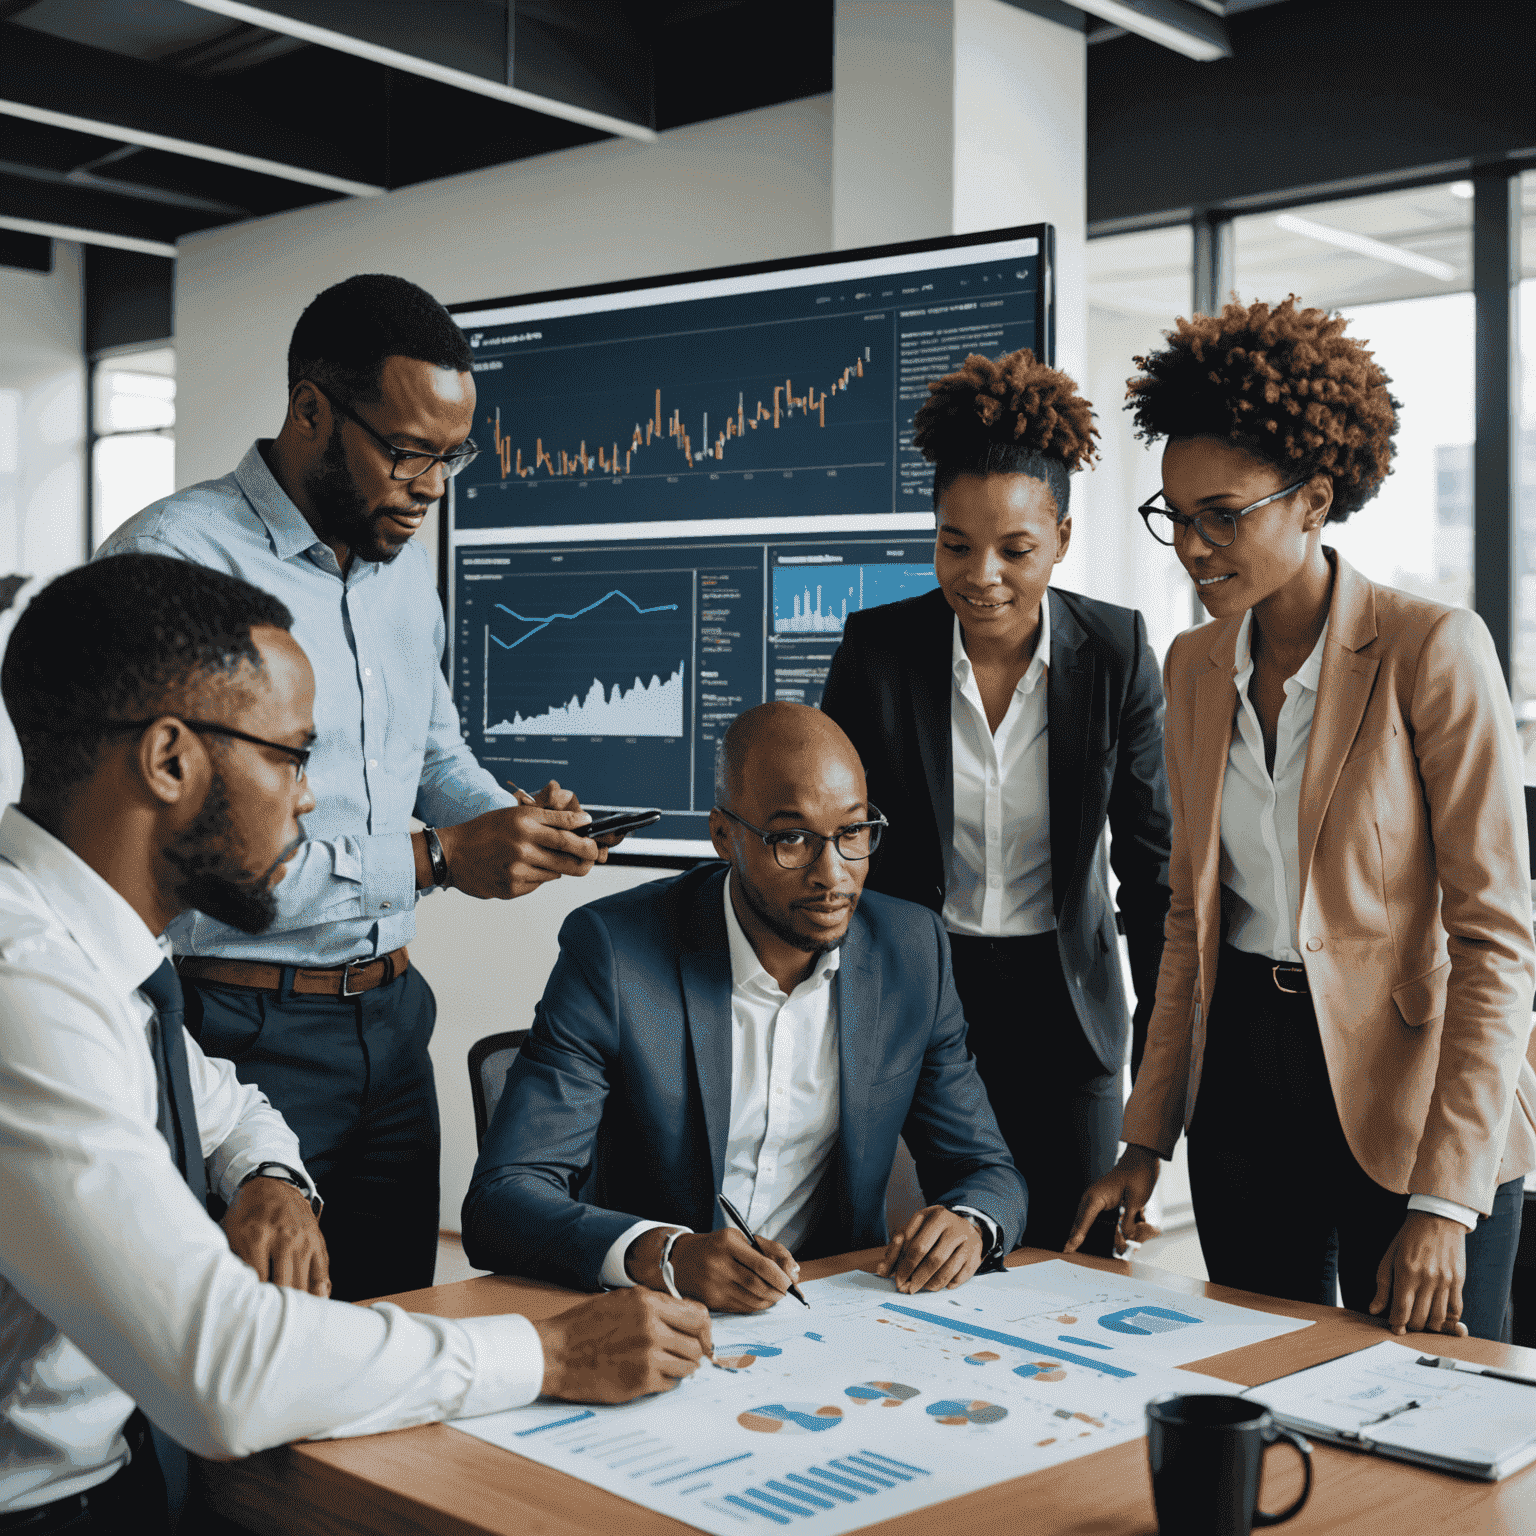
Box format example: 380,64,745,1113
1138,480,1308,549
716,805,888,869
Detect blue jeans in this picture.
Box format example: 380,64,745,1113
186,965,440,1302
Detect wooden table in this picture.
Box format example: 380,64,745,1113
198,1248,1536,1535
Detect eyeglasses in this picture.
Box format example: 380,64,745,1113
716,805,888,869
309,382,480,482
1138,480,1308,548
97,719,312,782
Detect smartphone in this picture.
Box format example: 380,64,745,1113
579,808,662,841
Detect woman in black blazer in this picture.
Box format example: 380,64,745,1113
821,350,1173,1253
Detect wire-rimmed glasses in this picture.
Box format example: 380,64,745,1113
715,805,888,869
1138,479,1308,548
308,382,479,482
93,718,312,781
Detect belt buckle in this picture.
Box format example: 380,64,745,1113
1272,963,1305,995
341,958,370,997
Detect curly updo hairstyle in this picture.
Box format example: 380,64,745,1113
1125,296,1399,522
912,349,1099,523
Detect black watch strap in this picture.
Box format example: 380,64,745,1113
240,1160,322,1217
422,825,451,889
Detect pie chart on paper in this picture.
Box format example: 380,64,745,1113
737,1402,846,1434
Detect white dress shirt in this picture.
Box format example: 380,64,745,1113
600,877,997,1287
0,806,542,1515
943,605,1055,937
1220,613,1477,1232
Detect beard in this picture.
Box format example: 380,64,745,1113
734,862,854,956
163,771,283,935
303,422,422,565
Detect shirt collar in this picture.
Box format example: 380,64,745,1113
1232,610,1331,692
722,871,842,1000
232,441,345,568
951,594,1052,691
0,805,169,997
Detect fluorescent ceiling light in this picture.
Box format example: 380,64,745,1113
1067,0,1229,61
180,0,658,143
0,100,385,198
0,213,176,258
1274,212,1457,281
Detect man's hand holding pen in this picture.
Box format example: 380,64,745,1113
625,1227,801,1314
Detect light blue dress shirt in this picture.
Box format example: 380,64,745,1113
95,442,512,965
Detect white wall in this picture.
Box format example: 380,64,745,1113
174,97,836,1233
0,241,86,806
175,97,834,488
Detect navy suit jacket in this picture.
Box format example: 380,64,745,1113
821,585,1173,1075
461,864,1027,1291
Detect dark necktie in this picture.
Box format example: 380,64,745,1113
140,958,206,1210
137,957,204,1529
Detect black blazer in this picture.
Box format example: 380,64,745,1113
821,585,1173,1074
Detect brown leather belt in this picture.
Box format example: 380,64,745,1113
177,947,409,997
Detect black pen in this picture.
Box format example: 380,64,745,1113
717,1192,810,1308
1416,1354,1536,1389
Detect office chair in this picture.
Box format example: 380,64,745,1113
468,1029,530,1150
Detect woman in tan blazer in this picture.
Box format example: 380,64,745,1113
1067,298,1536,1342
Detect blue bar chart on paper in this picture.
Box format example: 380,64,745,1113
450,1262,1311,1536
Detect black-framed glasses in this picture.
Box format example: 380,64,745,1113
716,804,888,869
95,719,311,781
309,382,479,482
1138,479,1308,549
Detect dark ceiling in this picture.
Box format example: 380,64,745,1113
0,0,836,259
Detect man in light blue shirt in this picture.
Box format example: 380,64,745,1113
98,274,607,1299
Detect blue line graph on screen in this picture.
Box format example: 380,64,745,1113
479,572,693,741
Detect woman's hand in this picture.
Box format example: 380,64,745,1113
1370,1212,1469,1336
1064,1145,1163,1256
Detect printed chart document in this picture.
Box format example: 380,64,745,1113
1242,1340,1536,1481
451,1263,1312,1535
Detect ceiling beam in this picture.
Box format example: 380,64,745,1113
0,170,188,256
1061,0,1231,60
0,23,386,197
178,0,658,142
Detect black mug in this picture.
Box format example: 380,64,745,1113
1146,1393,1312,1536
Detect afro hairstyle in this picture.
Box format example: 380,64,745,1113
1125,296,1399,522
287,273,474,405
911,348,1099,522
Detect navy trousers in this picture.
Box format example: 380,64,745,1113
949,930,1123,1255
186,965,441,1302
1189,944,1522,1342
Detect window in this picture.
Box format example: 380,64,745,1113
91,346,175,549
1512,171,1536,759
1231,182,1475,614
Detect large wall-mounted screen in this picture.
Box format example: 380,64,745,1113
448,224,1053,860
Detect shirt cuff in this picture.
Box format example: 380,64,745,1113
215,1146,317,1210
1407,1193,1479,1231
950,1205,1001,1256
451,1313,545,1418
359,831,420,921
600,1221,692,1290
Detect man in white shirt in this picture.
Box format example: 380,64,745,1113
0,554,711,1533
462,703,1027,1309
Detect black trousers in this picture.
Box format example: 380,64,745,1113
1189,944,1523,1341
187,965,441,1301
948,931,1123,1254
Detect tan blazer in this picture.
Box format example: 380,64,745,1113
1122,551,1536,1215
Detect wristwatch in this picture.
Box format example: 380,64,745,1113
950,1206,1006,1272
421,825,452,889
240,1161,322,1217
